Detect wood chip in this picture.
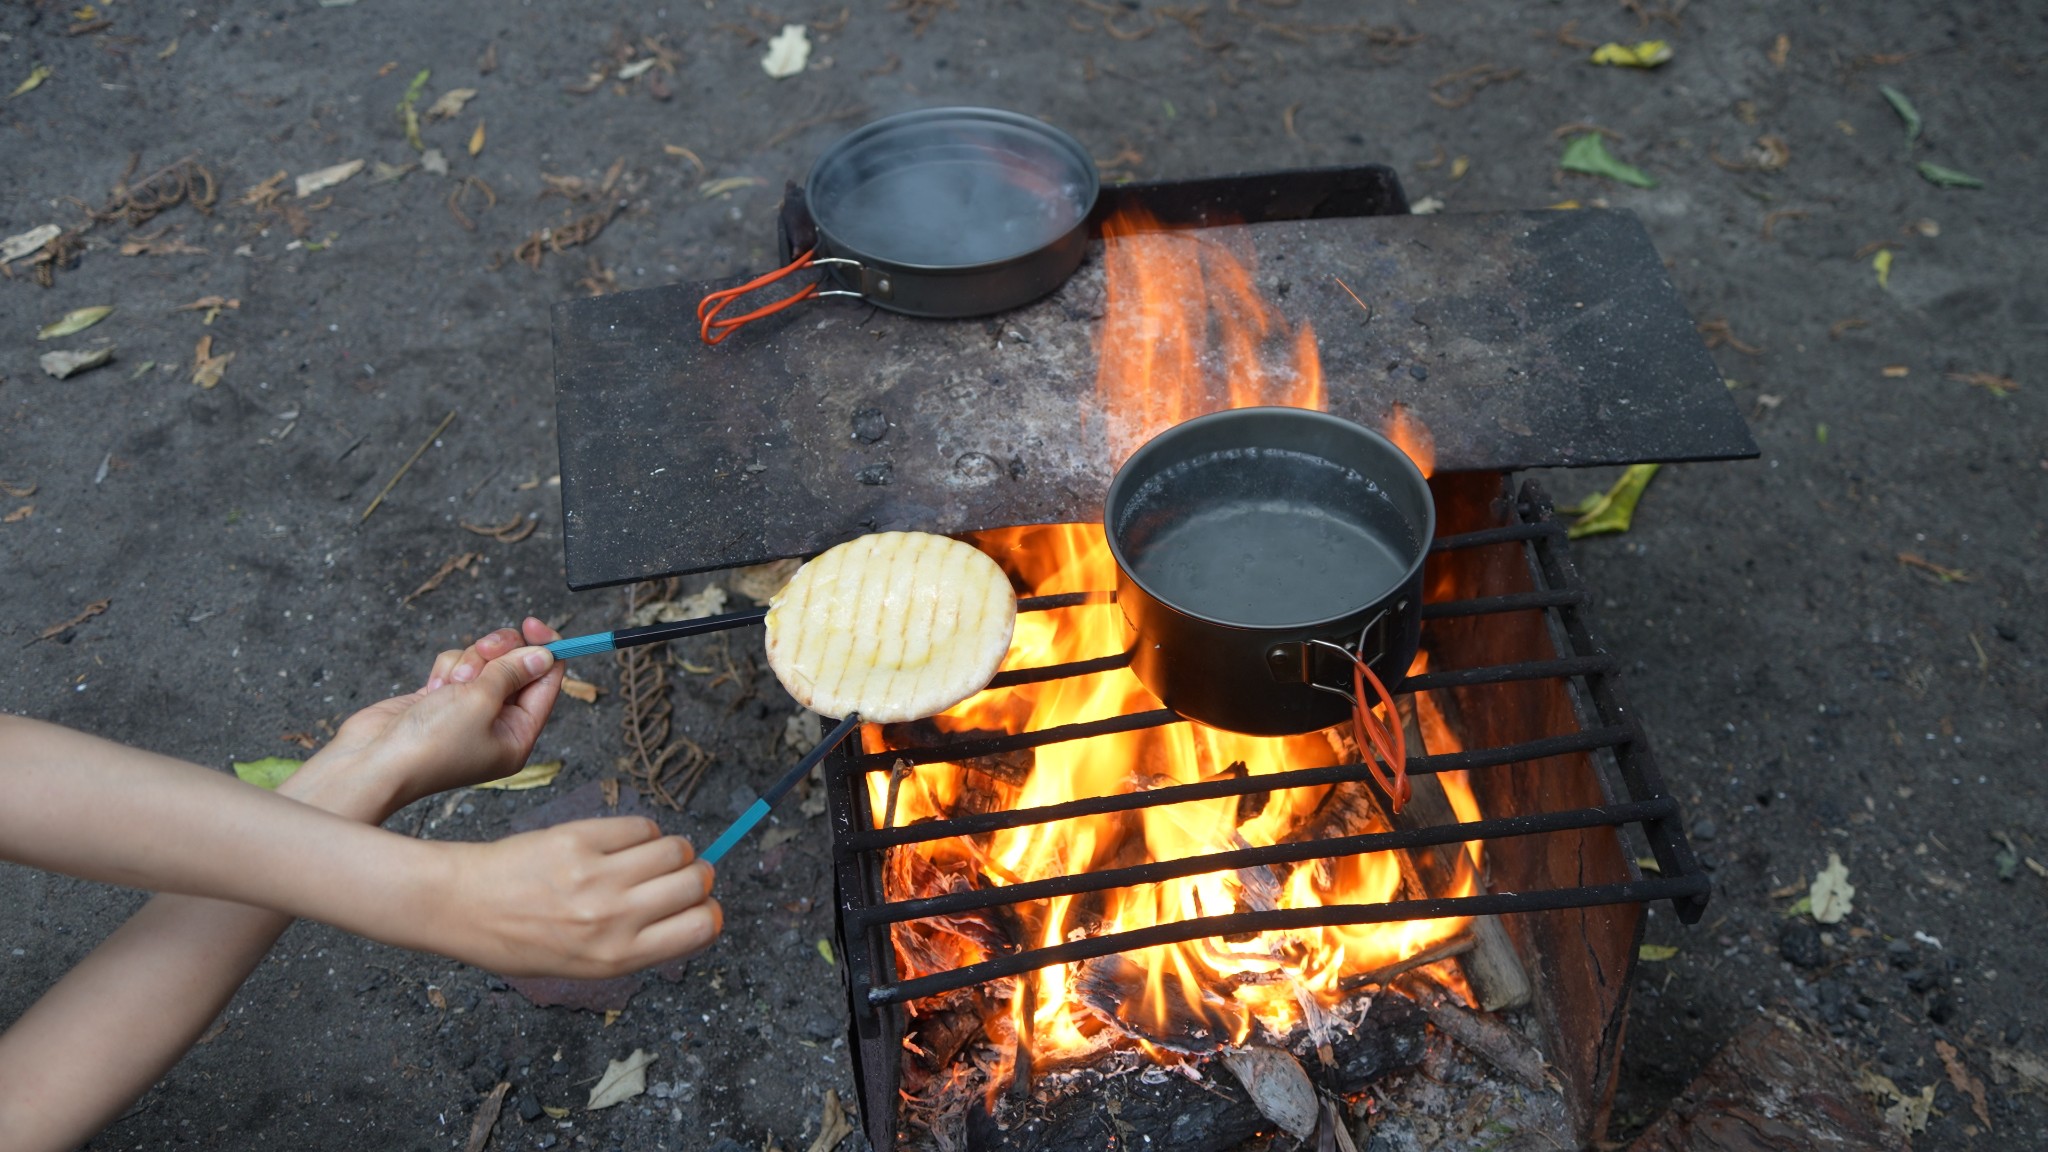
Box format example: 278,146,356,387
1219,1046,1318,1139
294,159,364,199
0,480,36,498
561,676,603,704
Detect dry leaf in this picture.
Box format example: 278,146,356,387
37,306,114,340
1589,40,1672,68
730,557,801,605
192,335,234,389
617,58,657,80
423,87,477,121
1881,364,1910,378
10,64,52,98
295,159,364,198
36,597,110,641
1,223,61,265
463,1082,510,1152
1809,851,1854,924
1937,1040,1991,1128
806,1089,855,1152
585,1049,655,1110
4,505,33,523
468,120,486,158
1948,370,2018,398
761,24,811,78
40,347,115,379
0,481,36,498
1769,33,1790,68
626,584,727,628
402,551,481,605
561,676,603,704
475,760,563,791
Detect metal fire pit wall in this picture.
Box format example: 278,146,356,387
825,477,1708,1151
551,174,1756,590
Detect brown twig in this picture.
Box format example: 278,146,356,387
1428,63,1521,109
1760,209,1809,241
446,175,496,232
1827,317,1868,340
402,552,480,606
1551,121,1623,141
361,409,458,523
1334,276,1372,320
29,598,111,646
1697,318,1764,355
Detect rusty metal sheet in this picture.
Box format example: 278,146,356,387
552,209,1754,589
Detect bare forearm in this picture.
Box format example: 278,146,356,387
0,717,442,939
0,738,413,1151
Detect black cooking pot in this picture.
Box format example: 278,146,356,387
700,108,1099,341
1104,408,1435,737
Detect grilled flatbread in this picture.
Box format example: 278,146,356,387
764,532,1016,723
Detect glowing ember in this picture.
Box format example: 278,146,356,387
871,207,1475,1083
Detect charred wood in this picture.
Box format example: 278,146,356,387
962,995,1428,1152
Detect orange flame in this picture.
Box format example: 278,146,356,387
874,207,1476,1079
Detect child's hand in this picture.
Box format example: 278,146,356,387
300,617,566,815
428,816,721,978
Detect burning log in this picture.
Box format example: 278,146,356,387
1391,695,1534,1012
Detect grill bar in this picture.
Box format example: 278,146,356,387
850,796,1674,930
868,874,1709,1008
849,724,1633,851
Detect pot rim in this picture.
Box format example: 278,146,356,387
804,106,1101,276
1104,405,1437,633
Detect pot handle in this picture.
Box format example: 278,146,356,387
1304,635,1409,813
696,247,864,345
1350,656,1410,813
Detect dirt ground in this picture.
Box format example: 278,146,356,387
2,1,2043,1149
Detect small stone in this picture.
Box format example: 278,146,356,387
1408,364,1429,381
517,1090,543,1123
856,462,892,486
850,407,888,443
1903,968,1934,993
1778,922,1824,969
468,1066,499,1092
1926,992,1954,1024
536,1136,557,1150
706,1140,749,1152
1887,939,1914,957
804,1012,842,1040
1691,818,1717,841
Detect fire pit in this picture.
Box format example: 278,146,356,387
549,162,1752,1150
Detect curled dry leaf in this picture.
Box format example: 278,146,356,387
192,335,234,389
422,86,477,121
475,760,563,791
1936,1040,1992,1129
761,24,811,78
295,159,364,198
1,224,61,265
4,505,33,523
806,1088,855,1152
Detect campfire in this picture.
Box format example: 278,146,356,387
850,209,1503,1139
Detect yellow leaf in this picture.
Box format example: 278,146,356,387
37,306,114,340
1873,249,1893,289
475,760,563,791
560,676,602,704
233,757,304,789
1567,463,1660,539
542,1106,570,1120
192,335,234,390
1449,155,1470,181
1810,851,1854,924
602,1009,621,1027
11,65,53,98
817,938,836,966
1547,199,1582,210
468,119,486,158
1590,40,1673,69
1638,944,1679,962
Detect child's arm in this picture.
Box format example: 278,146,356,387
0,624,720,1151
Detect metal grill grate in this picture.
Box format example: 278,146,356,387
827,485,1707,1048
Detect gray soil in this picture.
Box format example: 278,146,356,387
2,2,2042,1150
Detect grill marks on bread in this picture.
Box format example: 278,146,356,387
765,532,1016,724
